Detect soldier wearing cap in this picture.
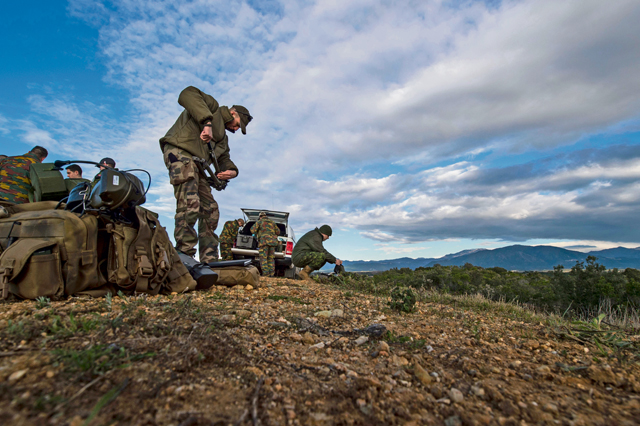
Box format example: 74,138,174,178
251,211,279,277
292,225,343,282
159,86,252,264
99,157,116,170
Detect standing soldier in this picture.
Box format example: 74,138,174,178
250,212,279,277
292,225,343,281
219,218,245,261
159,86,252,264
0,146,48,205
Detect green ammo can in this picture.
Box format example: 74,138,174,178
28,163,68,202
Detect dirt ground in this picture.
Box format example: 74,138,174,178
1,277,639,426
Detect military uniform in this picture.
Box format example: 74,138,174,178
292,227,337,271
0,152,41,205
219,219,242,261
159,87,241,264
250,217,279,277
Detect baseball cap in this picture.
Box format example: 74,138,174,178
99,157,116,168
232,105,252,135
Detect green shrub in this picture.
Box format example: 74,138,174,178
389,286,417,313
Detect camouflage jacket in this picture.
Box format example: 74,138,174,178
219,219,242,245
0,152,41,204
291,228,337,265
159,86,238,175
250,218,279,247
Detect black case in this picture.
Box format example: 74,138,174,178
236,235,257,249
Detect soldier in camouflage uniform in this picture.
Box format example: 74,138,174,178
159,87,252,264
219,218,245,260
292,225,343,281
250,212,279,277
0,146,48,205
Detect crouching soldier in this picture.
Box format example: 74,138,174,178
292,225,342,281
251,212,279,277
219,218,244,260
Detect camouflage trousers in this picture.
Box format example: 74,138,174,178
295,252,326,271
165,147,219,264
220,243,234,261
259,245,276,277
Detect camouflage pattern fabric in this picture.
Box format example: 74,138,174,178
250,217,279,247
220,242,233,261
295,252,326,271
259,245,276,277
219,220,241,244
164,145,220,264
0,152,40,204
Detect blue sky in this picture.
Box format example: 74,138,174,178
2,0,640,261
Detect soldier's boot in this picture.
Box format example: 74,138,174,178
298,265,314,282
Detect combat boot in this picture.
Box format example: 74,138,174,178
298,265,314,282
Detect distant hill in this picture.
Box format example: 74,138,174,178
333,245,640,272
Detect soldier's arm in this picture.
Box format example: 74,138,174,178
214,136,239,177
178,86,219,125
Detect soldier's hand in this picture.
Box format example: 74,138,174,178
200,126,213,142
217,170,237,180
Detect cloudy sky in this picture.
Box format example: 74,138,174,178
2,0,640,261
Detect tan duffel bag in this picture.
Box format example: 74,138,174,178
210,265,260,287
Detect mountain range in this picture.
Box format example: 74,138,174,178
333,245,640,272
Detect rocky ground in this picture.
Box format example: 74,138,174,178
0,276,639,426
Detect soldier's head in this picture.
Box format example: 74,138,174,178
238,218,245,227
99,157,116,170
0,155,7,162
319,225,332,241
30,146,48,162
66,164,83,179
259,211,267,219
226,106,252,135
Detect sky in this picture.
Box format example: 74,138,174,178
2,0,640,261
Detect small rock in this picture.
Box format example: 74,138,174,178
523,374,533,380
449,388,464,403
311,342,326,349
331,309,344,318
444,416,462,426
290,333,302,342
536,365,551,377
498,400,520,416
45,370,56,379
346,370,358,378
235,309,251,317
490,367,501,374
542,402,558,414
509,360,522,368
467,369,477,377
414,363,432,386
430,372,439,378
220,314,236,323
245,285,254,290
8,369,28,383
471,386,485,397
315,310,332,318
355,336,369,346
302,332,315,345
69,416,84,426
426,345,434,353
392,355,409,366
246,367,263,376
379,341,390,352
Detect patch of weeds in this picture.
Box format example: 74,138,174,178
104,292,113,312
53,344,155,376
343,291,354,298
207,292,229,300
33,393,66,412
35,296,50,310
389,286,417,313
48,312,101,337
267,295,289,302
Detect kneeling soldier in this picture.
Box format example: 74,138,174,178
219,218,244,261
292,225,343,281
250,212,279,277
